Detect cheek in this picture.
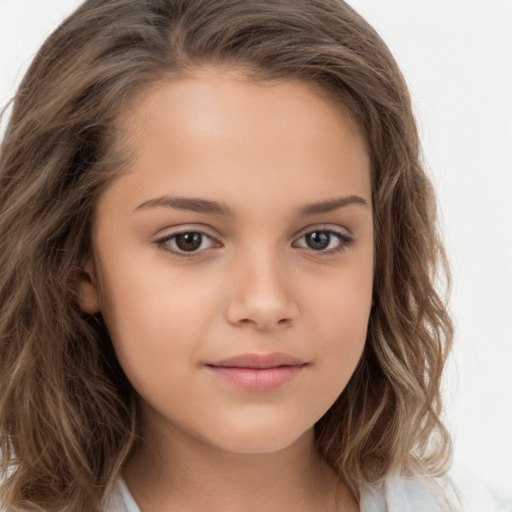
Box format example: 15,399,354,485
96,257,218,392
307,263,372,392
99,243,215,332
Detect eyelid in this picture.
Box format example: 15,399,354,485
154,225,222,257
292,224,354,253
154,224,218,239
294,223,353,239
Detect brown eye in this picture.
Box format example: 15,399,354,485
304,231,331,250
174,232,203,252
294,229,353,253
158,231,216,255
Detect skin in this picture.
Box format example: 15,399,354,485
80,68,374,512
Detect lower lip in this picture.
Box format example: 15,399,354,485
206,365,305,391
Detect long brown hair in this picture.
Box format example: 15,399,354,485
0,1,453,510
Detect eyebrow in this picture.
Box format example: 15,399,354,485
134,194,369,216
135,196,235,216
299,195,369,215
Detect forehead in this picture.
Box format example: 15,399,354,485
107,68,371,214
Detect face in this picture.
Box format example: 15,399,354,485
80,68,374,455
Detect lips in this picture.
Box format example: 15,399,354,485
208,353,307,369
205,353,308,391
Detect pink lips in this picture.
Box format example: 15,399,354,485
206,353,307,391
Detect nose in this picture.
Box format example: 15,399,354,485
225,248,299,331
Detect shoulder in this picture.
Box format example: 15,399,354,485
361,473,447,512
360,468,512,512
103,478,141,512
102,471,512,512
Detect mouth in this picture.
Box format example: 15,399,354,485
205,352,308,391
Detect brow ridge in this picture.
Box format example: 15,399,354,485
135,196,234,216
300,195,369,215
134,194,369,216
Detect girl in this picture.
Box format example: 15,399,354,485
0,1,508,511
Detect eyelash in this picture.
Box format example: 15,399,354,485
293,229,354,254
155,227,354,258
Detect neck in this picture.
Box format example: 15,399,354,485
122,420,357,512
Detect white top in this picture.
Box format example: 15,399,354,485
105,470,512,512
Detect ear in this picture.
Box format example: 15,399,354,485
78,258,101,314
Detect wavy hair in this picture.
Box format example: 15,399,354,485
0,0,453,510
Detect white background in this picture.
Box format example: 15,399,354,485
1,0,511,492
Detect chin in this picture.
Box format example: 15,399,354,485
203,423,312,455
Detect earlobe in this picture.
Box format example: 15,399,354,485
78,259,101,314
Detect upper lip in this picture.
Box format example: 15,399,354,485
207,352,307,369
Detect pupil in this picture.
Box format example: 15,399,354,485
176,232,202,251
306,231,330,250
